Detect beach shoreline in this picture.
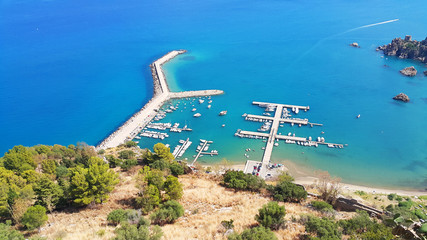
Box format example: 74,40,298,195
201,161,427,196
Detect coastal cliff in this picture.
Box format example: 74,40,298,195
377,35,427,63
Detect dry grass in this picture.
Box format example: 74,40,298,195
37,169,140,240
36,169,355,240
160,173,333,240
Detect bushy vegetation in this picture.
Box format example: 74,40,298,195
270,180,307,203
302,211,395,240
0,223,25,240
222,170,266,191
21,205,48,230
303,215,341,239
113,222,162,240
0,143,120,234
255,202,286,230
311,201,333,212
150,200,184,225
108,209,130,225
228,226,277,240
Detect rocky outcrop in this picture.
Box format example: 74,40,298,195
333,197,383,218
349,42,360,48
393,93,410,102
377,36,427,63
400,66,417,76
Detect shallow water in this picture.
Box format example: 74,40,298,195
1,0,426,189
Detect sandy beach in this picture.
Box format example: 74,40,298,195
203,161,427,197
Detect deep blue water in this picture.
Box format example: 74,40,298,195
1,0,426,189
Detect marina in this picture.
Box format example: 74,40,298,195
238,101,346,178
96,50,224,150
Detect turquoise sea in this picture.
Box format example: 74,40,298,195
1,0,426,190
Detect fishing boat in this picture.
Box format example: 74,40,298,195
192,108,196,112
199,99,204,104
207,105,211,109
193,113,201,117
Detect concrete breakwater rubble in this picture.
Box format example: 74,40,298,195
97,50,224,150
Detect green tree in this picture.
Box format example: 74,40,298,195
304,216,341,240
113,222,162,240
107,209,128,225
125,141,138,148
163,176,183,201
33,176,63,212
119,150,135,160
277,171,294,183
145,143,174,163
41,159,57,175
69,157,119,205
228,226,277,240
106,155,123,168
136,185,161,214
149,160,169,171
169,162,184,177
150,200,184,225
21,205,48,230
255,202,286,230
3,146,35,173
271,181,307,202
311,201,333,212
34,145,51,155
0,223,25,240
121,159,138,171
222,170,265,191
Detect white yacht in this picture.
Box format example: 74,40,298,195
193,113,201,117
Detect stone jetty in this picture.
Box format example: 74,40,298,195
96,50,224,150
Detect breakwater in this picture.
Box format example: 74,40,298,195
96,50,224,150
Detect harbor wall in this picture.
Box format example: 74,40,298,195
96,50,224,150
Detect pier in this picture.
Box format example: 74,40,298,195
97,50,224,150
191,139,217,166
238,101,345,178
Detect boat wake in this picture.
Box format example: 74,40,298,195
286,18,400,69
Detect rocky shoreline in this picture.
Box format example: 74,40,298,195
377,35,427,63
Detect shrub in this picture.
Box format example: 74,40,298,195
387,193,397,201
255,201,286,230
97,149,105,155
0,223,25,240
150,200,184,225
221,219,234,230
125,141,138,148
113,222,162,240
398,200,413,209
107,209,128,225
149,160,169,171
304,216,341,239
222,170,265,192
136,185,161,214
311,200,333,212
169,162,184,177
163,176,183,201
119,150,135,160
106,155,123,168
21,205,48,230
121,159,138,171
138,217,151,227
271,181,307,202
277,172,294,183
228,226,277,240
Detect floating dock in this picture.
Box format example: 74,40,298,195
238,101,345,178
